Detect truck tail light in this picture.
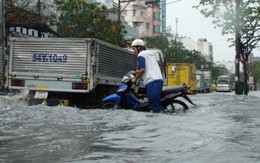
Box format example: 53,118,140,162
72,83,87,89
11,79,25,87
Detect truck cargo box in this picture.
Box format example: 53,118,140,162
7,37,136,93
167,63,197,94
6,37,137,107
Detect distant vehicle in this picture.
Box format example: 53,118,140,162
196,74,205,93
167,63,197,94
216,75,232,92
196,69,212,93
218,75,230,82
211,83,217,91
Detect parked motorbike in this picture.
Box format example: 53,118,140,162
100,73,195,113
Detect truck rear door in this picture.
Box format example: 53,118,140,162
8,37,91,93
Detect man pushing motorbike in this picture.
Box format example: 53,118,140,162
129,39,164,113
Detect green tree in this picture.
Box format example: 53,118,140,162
165,41,210,69
144,36,211,70
5,1,54,36
211,65,229,81
54,0,125,46
250,61,260,90
196,0,260,95
143,36,169,54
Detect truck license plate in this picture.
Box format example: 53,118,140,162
34,91,48,99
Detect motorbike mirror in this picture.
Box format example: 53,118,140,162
122,73,134,83
171,66,176,74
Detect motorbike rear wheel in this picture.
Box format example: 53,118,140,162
100,101,121,110
165,100,188,113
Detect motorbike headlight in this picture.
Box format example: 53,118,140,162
122,76,128,83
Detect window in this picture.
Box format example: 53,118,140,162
122,10,127,16
133,22,141,28
15,27,21,33
146,23,150,29
153,25,160,32
153,12,160,19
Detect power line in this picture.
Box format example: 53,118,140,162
166,0,183,5
121,0,184,12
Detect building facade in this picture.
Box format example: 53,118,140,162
120,0,161,38
146,0,161,37
177,36,197,51
197,38,213,62
215,60,235,75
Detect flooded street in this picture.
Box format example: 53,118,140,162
1,91,260,163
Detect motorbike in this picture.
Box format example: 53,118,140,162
100,73,196,113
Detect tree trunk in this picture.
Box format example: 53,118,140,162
234,0,241,95
243,61,248,95
254,77,257,91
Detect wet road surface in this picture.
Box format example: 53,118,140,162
0,91,260,163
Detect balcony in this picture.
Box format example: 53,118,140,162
132,16,150,23
145,0,160,6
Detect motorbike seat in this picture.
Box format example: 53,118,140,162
162,85,185,95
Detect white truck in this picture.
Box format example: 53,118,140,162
196,74,205,93
5,37,138,108
196,69,212,93
216,75,232,92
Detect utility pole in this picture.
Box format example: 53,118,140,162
118,0,134,22
118,0,121,21
36,0,41,37
175,18,178,42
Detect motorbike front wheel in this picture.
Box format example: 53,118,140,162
100,101,121,110
165,100,189,113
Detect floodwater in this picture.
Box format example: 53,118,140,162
1,91,260,163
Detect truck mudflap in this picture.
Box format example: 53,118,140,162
19,85,118,108
22,97,70,106
21,91,70,106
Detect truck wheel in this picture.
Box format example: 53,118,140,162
100,101,121,110
165,100,189,113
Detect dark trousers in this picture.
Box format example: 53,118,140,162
146,79,163,113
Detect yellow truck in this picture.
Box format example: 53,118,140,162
167,63,197,94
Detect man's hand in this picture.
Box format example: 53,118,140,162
131,78,137,84
129,70,136,74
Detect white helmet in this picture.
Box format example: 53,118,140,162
131,39,145,47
